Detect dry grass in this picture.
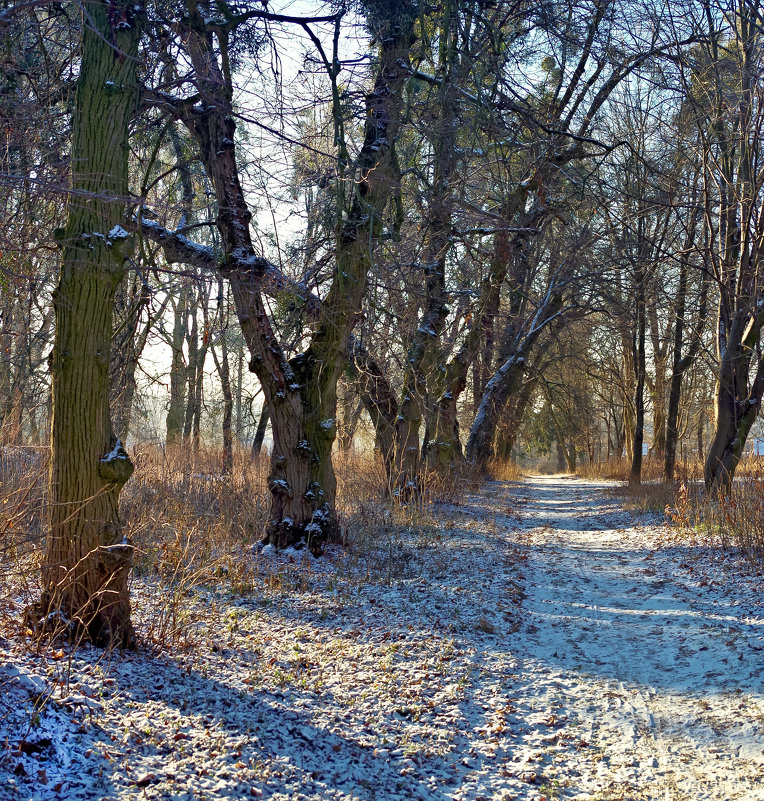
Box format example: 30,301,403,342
124,443,270,574
487,458,524,482
618,481,679,514
0,446,49,640
581,453,764,565
335,451,482,582
2,443,480,652
576,456,673,482
669,469,764,565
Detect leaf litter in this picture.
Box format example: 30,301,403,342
1,475,763,800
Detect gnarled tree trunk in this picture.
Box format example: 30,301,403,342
169,1,416,551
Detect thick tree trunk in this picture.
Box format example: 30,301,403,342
466,354,526,471
36,0,141,647
393,201,450,486
466,285,563,473
700,4,763,493
394,5,458,489
704,348,764,492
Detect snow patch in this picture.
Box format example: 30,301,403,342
107,225,129,241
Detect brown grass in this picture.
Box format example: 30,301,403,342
0,446,49,640
576,456,673,482
618,481,679,514
487,458,524,482
2,443,481,650
670,469,764,564
581,454,764,565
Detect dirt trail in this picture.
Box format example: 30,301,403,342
503,474,764,800
2,475,763,801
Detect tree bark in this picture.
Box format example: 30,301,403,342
208,279,233,474
348,336,398,484
251,403,269,458
394,3,458,490
37,0,141,647
166,286,188,444
664,233,707,483
629,258,646,486
425,212,513,473
466,285,564,473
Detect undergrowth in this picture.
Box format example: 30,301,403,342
0,443,480,656
585,454,764,566
667,468,764,565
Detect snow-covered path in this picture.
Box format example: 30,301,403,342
2,475,764,800
504,475,764,799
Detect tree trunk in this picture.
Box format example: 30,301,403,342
110,274,154,442
426,215,514,473
629,260,646,486
349,336,398,485
219,334,233,476
704,346,764,492
466,285,563,473
209,279,233,475
556,441,566,472
235,339,244,444
183,295,198,443
251,403,269,458
166,287,187,444
158,1,415,550
166,126,194,446
36,0,141,648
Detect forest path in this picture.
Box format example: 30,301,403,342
3,474,764,801
501,474,764,799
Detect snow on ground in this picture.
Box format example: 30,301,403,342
1,475,763,800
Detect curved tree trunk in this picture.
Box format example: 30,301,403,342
37,0,141,648
466,285,564,473
704,347,764,493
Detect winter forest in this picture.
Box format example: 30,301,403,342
2,0,764,799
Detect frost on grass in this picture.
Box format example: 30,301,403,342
1,478,764,801
0,485,523,801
